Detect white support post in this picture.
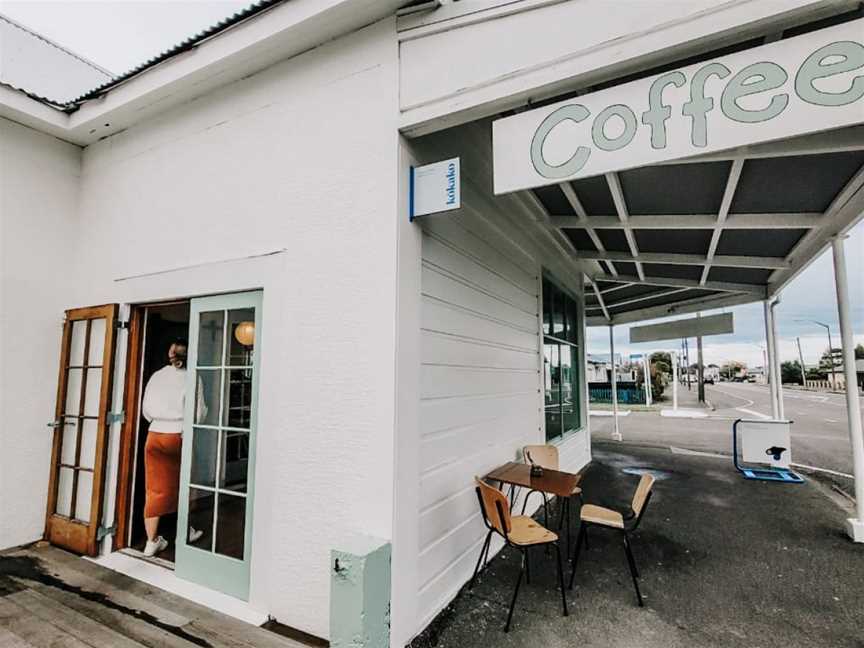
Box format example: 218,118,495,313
763,300,780,419
610,325,621,441
831,236,864,542
643,354,653,406
672,350,679,411
770,297,785,420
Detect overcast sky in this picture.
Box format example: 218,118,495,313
2,0,862,368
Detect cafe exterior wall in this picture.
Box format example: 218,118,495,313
0,119,82,551
0,18,399,641
390,121,590,646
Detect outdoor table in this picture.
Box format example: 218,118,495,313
485,461,582,554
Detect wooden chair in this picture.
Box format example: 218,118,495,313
568,473,655,607
470,477,568,632
521,444,584,532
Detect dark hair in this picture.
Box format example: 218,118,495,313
172,337,188,348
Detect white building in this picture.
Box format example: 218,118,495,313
2,1,864,646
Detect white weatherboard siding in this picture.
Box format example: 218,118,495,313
0,118,82,550
406,121,592,640
418,212,541,616
0,19,398,641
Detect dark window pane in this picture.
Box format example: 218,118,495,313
568,300,580,344
227,308,256,367
215,493,246,560
197,311,224,367
561,346,581,432
542,280,551,335
190,427,218,488
552,288,564,337
544,343,562,441
220,430,249,493
223,369,253,429
195,369,220,426
187,488,215,551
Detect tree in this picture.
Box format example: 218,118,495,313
720,361,745,380
855,343,864,360
650,351,671,376
819,347,842,373
781,360,804,385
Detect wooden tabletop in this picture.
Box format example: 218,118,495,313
486,461,581,498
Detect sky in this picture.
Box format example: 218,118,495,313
2,1,862,370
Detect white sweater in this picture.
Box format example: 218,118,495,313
142,365,207,433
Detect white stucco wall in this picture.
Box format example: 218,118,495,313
0,118,82,550
1,18,399,641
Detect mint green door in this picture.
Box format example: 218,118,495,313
175,290,262,600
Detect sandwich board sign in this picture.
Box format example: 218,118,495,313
492,18,864,194
630,313,733,343
409,157,461,221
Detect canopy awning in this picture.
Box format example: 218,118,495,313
491,16,864,326
525,126,864,325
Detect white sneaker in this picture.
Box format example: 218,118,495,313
143,536,168,557
188,527,204,543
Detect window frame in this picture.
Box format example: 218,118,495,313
541,273,584,443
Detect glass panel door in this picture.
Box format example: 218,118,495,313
175,291,262,600
46,304,119,556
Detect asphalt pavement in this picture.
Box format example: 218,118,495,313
590,382,863,498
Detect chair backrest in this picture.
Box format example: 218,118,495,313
475,478,512,536
523,444,559,471
631,473,655,517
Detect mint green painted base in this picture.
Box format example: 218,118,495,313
330,536,391,648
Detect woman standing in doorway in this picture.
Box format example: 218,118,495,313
141,340,205,557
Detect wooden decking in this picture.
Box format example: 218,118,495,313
0,544,308,648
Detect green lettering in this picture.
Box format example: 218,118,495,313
682,62,730,147
641,71,686,149
721,62,788,123
795,40,864,107
592,104,637,152
530,104,592,179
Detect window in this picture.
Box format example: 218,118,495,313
542,277,582,441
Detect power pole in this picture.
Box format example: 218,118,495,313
696,313,704,403
796,337,807,387
684,338,691,391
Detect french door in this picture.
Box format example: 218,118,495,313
175,291,262,600
45,304,119,556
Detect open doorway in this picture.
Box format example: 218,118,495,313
127,301,191,564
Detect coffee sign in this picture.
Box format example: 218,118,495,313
493,19,864,194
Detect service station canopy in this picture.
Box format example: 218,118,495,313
493,18,864,327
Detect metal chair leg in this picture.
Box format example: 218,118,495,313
504,551,526,632
623,533,644,607
555,543,569,617
568,523,587,590
525,547,531,584
583,523,590,550
470,531,492,590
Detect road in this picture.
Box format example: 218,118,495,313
590,381,863,497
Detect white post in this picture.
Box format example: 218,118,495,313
763,300,780,419
770,297,785,420
672,350,679,411
643,354,653,406
610,325,621,441
831,236,864,542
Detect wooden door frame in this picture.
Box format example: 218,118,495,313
113,304,145,551
113,299,192,551
44,304,119,556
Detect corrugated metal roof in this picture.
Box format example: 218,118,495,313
1,0,286,111
68,0,287,110
0,13,114,105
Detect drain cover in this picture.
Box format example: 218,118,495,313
622,466,672,480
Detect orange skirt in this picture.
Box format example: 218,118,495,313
144,431,182,518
